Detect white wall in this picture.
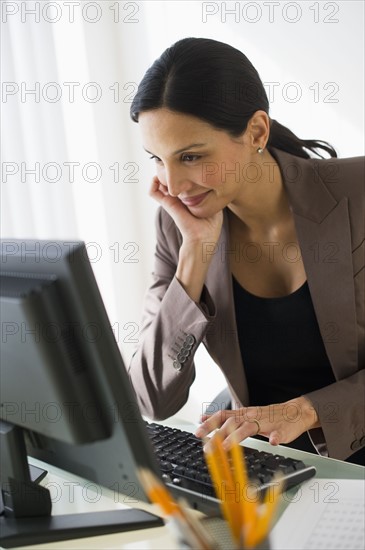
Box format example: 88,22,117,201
2,1,364,426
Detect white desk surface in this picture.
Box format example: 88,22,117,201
6,418,365,550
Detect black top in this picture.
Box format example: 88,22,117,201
232,276,336,454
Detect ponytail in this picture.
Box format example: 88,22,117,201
268,119,337,159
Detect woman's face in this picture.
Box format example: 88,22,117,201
138,108,267,218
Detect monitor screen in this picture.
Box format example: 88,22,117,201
0,239,164,547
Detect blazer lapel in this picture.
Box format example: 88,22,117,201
204,210,249,407
271,148,358,379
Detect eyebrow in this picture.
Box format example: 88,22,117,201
143,143,207,156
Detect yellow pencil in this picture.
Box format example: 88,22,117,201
177,497,220,550
205,440,235,530
138,467,180,515
247,474,283,548
205,433,242,543
137,467,214,550
204,431,283,549
230,434,260,547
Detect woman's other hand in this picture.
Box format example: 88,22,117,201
195,396,320,451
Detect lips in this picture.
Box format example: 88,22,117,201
180,191,210,207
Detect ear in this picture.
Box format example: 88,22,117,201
247,111,270,149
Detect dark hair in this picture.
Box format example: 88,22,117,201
130,37,337,159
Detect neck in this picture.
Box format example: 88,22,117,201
227,150,291,237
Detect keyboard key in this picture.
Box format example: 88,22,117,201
174,456,189,466
292,460,306,470
184,468,198,479
257,472,274,484
159,461,174,473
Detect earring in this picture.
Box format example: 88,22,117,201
257,147,264,154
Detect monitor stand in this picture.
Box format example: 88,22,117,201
0,422,163,549
29,464,48,484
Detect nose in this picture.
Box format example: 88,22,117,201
163,165,192,197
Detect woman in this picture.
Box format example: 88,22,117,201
128,37,364,465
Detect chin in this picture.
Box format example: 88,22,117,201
188,204,220,219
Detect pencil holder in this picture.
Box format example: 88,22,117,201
250,537,271,550
201,516,271,550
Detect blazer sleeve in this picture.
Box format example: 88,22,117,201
305,255,365,461
128,207,216,420
305,369,365,461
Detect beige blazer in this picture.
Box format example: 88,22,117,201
128,147,365,461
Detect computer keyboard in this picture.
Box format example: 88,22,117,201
146,422,316,507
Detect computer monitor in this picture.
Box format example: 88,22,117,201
0,239,165,547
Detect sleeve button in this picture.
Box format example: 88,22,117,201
173,360,182,371
350,439,361,451
183,342,193,350
185,334,195,346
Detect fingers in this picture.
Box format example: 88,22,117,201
148,176,169,202
195,410,229,438
199,413,212,423
196,409,259,438
268,430,281,446
148,175,188,220
196,410,258,452
196,402,310,451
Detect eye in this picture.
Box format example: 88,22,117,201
149,155,162,163
181,154,201,162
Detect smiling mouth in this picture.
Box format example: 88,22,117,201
180,191,210,206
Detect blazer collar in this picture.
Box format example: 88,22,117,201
268,146,338,223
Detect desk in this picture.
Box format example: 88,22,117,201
6,418,365,550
